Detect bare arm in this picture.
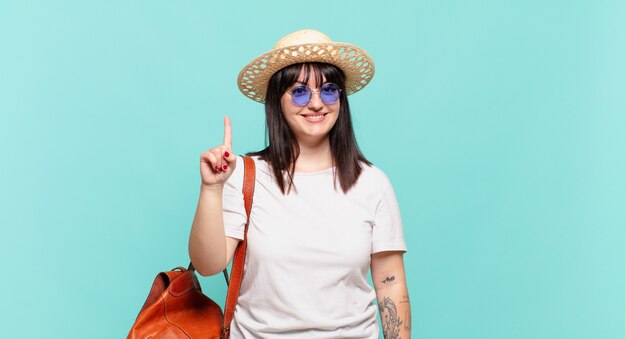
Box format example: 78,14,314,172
188,116,240,276
188,186,240,276
371,251,411,339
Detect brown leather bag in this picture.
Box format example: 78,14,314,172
128,156,256,339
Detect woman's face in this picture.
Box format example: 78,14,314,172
280,68,340,146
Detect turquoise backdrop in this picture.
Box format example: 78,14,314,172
1,1,624,338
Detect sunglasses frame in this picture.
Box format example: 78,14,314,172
286,82,342,107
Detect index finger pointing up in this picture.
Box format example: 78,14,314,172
223,115,232,147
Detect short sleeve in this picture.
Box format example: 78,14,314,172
371,177,407,254
222,156,247,240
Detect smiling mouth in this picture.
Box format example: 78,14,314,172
300,113,329,121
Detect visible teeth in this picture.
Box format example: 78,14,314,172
303,114,325,118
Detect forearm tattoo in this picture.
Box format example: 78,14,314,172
379,297,402,339
382,275,396,284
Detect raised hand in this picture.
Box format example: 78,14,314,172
199,116,237,188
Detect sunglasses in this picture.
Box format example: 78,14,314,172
286,82,342,106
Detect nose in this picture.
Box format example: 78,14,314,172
307,91,324,111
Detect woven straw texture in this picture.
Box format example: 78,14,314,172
237,30,375,104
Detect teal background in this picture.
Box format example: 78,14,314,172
0,0,624,338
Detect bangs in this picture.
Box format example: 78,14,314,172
278,63,346,92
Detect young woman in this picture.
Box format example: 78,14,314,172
189,29,411,338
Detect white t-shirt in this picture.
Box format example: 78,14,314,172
222,155,406,338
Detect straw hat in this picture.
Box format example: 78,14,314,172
237,29,375,103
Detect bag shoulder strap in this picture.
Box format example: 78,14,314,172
222,156,255,338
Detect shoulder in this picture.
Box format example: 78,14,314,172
245,155,272,177
229,155,273,184
226,155,261,189
351,162,394,197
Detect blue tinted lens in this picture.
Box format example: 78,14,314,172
290,83,340,106
291,86,311,106
320,83,340,104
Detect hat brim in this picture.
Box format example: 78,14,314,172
237,42,375,103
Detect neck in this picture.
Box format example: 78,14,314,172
294,137,333,172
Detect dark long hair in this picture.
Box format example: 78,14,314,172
247,62,371,194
